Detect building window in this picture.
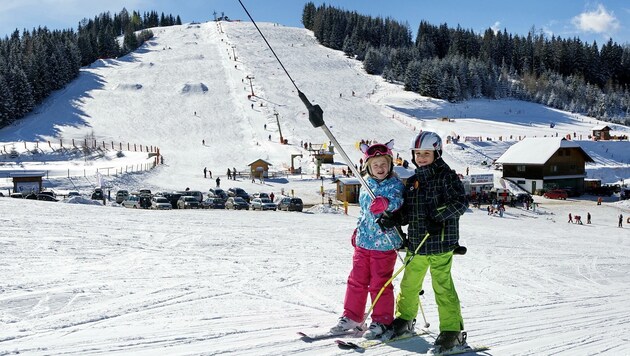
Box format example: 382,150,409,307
551,165,558,172
517,180,526,185
517,165,526,172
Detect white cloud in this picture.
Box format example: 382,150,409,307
491,21,501,35
571,4,620,34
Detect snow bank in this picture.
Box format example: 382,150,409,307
64,196,103,205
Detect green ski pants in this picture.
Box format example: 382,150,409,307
395,251,464,331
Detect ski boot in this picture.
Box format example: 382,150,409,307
363,322,387,340
390,317,416,337
330,316,362,333
434,330,467,351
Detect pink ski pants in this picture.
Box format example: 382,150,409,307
343,246,397,325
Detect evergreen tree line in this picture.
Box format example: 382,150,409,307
0,8,181,128
302,3,630,124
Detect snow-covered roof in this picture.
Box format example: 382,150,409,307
495,137,593,164
9,171,46,177
247,159,273,166
592,125,611,131
336,178,361,185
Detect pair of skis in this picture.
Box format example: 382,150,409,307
298,328,489,354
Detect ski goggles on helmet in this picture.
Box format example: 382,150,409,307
364,143,392,159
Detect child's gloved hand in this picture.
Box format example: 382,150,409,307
369,196,389,215
376,211,398,230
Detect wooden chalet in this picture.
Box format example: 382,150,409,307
495,137,594,195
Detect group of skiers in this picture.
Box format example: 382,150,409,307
226,167,238,180
331,131,468,352
203,167,212,179
568,212,592,225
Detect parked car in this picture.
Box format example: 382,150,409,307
122,195,140,208
251,197,276,211
278,197,304,212
559,187,580,197
116,189,129,204
225,197,250,210
201,197,226,209
91,188,104,200
163,192,182,209
586,186,614,197
36,194,58,202
38,191,56,198
251,192,270,200
208,188,228,200
188,190,204,202
138,195,152,209
227,187,251,202
177,189,203,202
543,189,568,200
177,196,200,209
9,192,23,198
151,196,172,210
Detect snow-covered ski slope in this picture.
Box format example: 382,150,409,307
1,20,630,356
1,21,628,192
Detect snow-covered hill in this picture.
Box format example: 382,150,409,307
1,21,630,356
1,21,629,194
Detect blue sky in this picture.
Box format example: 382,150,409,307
1,0,629,45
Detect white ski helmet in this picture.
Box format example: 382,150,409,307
410,131,442,166
410,131,442,151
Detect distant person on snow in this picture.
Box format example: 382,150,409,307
227,168,231,180
620,214,624,228
330,139,404,340
204,167,207,178
378,131,469,352
216,177,221,187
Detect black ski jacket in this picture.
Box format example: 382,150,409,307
398,158,468,255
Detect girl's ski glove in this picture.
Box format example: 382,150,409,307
369,196,389,215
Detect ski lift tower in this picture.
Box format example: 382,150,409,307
246,75,255,96
274,110,284,144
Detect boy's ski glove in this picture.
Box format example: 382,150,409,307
369,196,389,215
376,211,399,230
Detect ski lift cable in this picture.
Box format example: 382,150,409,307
237,0,407,264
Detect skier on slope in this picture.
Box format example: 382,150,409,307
378,131,468,352
330,140,405,340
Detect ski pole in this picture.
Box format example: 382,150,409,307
355,232,430,330
418,289,430,328
237,0,407,260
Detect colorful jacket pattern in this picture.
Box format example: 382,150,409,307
355,175,405,251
